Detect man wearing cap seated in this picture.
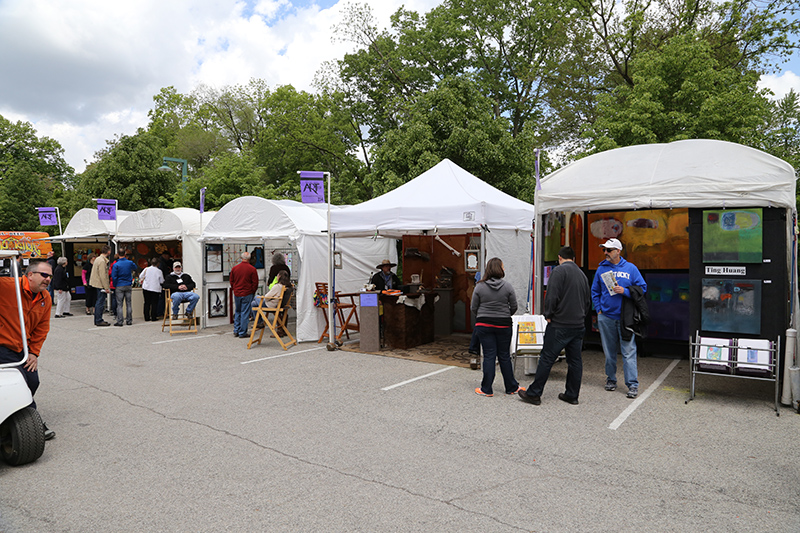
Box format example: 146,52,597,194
371,259,401,291
162,261,200,320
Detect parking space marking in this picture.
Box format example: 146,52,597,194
381,366,454,391
608,359,680,430
240,345,325,364
152,334,220,344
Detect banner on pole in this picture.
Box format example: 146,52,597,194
300,171,325,204
200,187,206,214
97,199,117,221
37,208,57,226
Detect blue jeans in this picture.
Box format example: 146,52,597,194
171,291,200,316
597,313,638,389
527,325,584,399
94,289,107,325
233,294,255,336
476,325,518,395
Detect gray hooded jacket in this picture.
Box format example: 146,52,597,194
471,278,517,325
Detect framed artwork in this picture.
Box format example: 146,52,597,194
246,245,265,269
206,244,223,273
464,250,480,272
702,208,763,263
696,336,732,372
644,273,690,341
587,209,689,269
208,288,228,318
701,278,761,335
333,251,342,269
543,212,565,262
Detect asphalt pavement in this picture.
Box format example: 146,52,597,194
1,302,798,532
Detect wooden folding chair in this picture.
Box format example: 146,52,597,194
315,282,358,344
161,289,198,335
248,286,297,350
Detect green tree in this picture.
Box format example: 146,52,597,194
585,34,772,151
74,131,174,211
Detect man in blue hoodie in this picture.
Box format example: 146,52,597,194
591,238,647,398
111,249,137,326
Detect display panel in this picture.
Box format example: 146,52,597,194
587,209,689,269
702,208,762,263
701,278,761,335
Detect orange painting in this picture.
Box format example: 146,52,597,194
587,209,689,269
568,212,584,267
0,232,53,259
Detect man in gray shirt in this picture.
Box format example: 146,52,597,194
519,246,590,405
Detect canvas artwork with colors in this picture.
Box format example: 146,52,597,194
701,278,761,335
702,208,763,263
587,209,689,269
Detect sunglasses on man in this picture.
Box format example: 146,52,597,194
31,271,52,279
602,248,617,253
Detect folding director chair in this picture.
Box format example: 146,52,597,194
314,282,359,344
248,285,297,350
161,289,198,335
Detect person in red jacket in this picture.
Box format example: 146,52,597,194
0,259,55,440
230,251,259,338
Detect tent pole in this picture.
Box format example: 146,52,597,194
326,172,335,350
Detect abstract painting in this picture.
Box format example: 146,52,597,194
644,273,690,340
587,209,689,269
543,212,564,263
702,208,763,263
701,278,761,335
568,212,584,267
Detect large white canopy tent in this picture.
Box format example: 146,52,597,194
331,158,536,311
44,207,133,242
115,208,216,317
200,196,396,342
533,139,798,326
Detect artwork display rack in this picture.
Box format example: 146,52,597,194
686,331,781,416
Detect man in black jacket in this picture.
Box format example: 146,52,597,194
162,262,199,320
519,246,590,406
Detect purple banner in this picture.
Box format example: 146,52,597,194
301,179,325,204
97,199,116,221
200,187,206,214
299,171,325,179
37,208,57,226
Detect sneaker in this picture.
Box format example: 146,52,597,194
506,386,526,395
627,388,639,399
96,321,110,327
517,389,541,405
474,387,493,397
558,393,579,405
605,380,617,391
43,423,55,441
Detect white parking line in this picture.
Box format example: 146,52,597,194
152,334,221,344
608,359,680,430
240,345,325,364
381,366,454,391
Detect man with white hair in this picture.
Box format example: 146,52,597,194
230,251,259,338
162,262,199,320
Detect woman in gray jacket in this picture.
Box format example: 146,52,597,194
471,257,522,396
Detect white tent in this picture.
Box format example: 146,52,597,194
331,159,536,311
45,207,133,241
533,139,797,325
200,196,396,342
115,208,216,317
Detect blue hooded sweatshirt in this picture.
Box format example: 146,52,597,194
590,257,646,321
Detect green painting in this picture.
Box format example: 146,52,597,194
543,212,564,262
702,208,762,263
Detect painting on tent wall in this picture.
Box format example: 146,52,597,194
567,212,584,267
587,209,689,269
701,278,761,335
543,212,565,262
702,208,763,263
645,273,690,340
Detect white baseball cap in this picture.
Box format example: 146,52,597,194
599,238,623,250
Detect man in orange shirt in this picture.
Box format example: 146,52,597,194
0,259,55,440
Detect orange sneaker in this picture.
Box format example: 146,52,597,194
474,387,493,397
507,386,526,395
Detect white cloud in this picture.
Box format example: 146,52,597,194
759,70,800,100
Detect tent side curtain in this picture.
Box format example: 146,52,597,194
536,140,797,215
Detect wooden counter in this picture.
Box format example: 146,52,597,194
380,292,435,350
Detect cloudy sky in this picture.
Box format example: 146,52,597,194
1,0,798,174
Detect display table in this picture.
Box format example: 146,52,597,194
380,291,436,350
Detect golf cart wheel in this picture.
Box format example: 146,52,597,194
0,407,45,466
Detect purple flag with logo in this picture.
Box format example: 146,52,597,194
97,199,116,220
300,171,325,203
37,207,57,226
200,187,206,214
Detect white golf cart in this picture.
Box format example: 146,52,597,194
0,250,46,466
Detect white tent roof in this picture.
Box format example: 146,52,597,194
200,197,327,243
331,159,535,236
46,207,133,240
536,140,797,215
116,208,216,242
